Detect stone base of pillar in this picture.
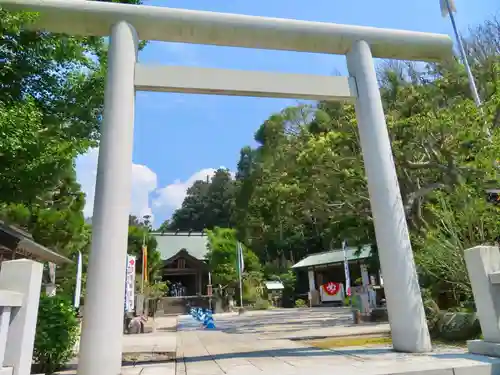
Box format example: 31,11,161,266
468,340,500,357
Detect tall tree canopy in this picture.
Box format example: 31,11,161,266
169,16,500,307
0,0,144,296
169,168,235,231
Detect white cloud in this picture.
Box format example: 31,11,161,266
76,148,158,222
153,168,233,211
76,150,233,223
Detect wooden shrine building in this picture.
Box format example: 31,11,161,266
0,220,71,265
292,245,382,306
152,232,211,315
0,220,72,295
153,232,210,297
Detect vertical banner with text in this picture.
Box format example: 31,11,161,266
124,254,136,313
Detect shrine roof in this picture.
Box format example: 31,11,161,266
0,221,72,265
152,232,208,261
291,245,371,269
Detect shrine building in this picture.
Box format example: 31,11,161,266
0,220,72,265
153,232,210,296
292,245,382,306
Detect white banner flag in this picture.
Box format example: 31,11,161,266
237,242,245,273
124,255,136,313
342,240,351,297
440,0,456,17
74,251,83,308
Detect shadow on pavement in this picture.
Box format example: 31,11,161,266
182,346,343,362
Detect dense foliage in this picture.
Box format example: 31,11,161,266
32,295,80,375
1,0,500,351
167,169,235,231
128,215,162,281
0,0,168,367
169,17,500,310
0,0,159,291
205,227,261,288
1,2,108,297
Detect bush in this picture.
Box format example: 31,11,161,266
33,295,80,375
295,299,307,308
435,311,481,341
254,298,270,310
422,289,441,335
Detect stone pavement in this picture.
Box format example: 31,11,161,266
122,316,177,353
176,308,500,375
56,316,178,375
57,308,500,375
207,308,390,340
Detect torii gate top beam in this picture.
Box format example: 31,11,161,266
1,0,453,62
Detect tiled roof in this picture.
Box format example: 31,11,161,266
291,245,371,269
0,221,72,265
152,232,209,261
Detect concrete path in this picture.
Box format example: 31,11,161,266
206,307,390,340
59,307,500,375
123,316,177,353
176,308,500,375
57,316,178,375
176,327,500,375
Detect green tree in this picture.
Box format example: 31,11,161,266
230,16,500,312
414,186,500,308
127,219,162,281
205,227,261,288
0,171,91,297
156,219,170,233
0,0,145,298
169,168,235,231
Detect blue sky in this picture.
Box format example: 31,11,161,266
76,0,500,225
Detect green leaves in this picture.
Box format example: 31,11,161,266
127,220,162,281
33,295,80,375
169,169,235,231
0,99,75,203
205,227,261,288
414,186,500,307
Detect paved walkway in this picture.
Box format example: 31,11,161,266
205,308,390,340
57,317,178,375
176,309,500,375
59,308,500,374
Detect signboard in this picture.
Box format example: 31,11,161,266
124,254,136,313
320,281,344,302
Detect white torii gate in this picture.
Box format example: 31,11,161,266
0,1,453,374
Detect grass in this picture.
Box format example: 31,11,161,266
307,336,467,350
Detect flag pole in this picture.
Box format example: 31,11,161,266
238,242,244,308
442,0,481,107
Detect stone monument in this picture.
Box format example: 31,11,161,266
464,246,500,356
